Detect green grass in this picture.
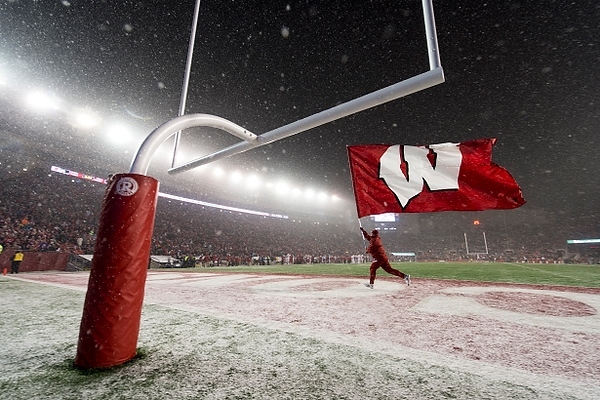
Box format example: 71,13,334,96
161,262,600,288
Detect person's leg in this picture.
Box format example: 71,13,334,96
369,262,381,284
381,262,406,279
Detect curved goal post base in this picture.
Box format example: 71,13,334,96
75,174,159,369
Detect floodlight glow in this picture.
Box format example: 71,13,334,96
71,109,101,129
213,167,225,178
331,194,340,201
50,165,288,219
105,123,132,144
304,188,315,199
245,174,261,189
25,91,61,112
292,187,302,196
192,164,208,174
317,192,328,201
230,171,243,183
275,181,289,195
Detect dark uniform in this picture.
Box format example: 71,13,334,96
361,228,410,288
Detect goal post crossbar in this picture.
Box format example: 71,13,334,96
129,0,443,176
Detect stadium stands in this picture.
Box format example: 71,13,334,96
1,167,598,265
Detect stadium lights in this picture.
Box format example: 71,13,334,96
191,164,209,175
49,165,288,219
212,166,225,178
229,171,243,183
4,68,347,208
275,181,289,195
105,122,133,145
70,108,101,129
245,174,261,189
25,90,62,112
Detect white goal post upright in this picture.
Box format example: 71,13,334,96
464,232,489,258
132,0,444,175
77,0,445,369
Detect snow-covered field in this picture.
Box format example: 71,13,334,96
1,271,599,399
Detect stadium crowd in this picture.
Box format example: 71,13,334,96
1,167,598,266
0,168,365,265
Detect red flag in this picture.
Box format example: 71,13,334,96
347,138,525,218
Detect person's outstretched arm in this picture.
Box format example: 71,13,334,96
360,227,370,240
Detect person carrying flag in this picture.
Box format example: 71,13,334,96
360,227,410,289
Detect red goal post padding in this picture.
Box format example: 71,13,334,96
75,173,159,369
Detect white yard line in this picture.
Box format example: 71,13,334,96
507,262,588,282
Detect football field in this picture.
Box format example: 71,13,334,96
200,261,600,287
1,263,599,399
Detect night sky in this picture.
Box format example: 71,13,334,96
0,1,598,240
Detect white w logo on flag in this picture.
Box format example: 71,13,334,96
379,143,462,208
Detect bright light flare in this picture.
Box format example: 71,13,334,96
245,174,261,189
275,181,289,196
213,167,225,178
230,171,243,183
191,164,209,175
71,109,101,129
105,122,132,145
25,90,62,112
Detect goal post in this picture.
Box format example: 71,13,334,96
76,0,445,369
464,232,489,258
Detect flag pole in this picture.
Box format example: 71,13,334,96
346,145,363,221
347,145,369,252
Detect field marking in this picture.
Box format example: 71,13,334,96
184,274,296,287
413,286,600,334
3,274,88,292
158,296,600,400
249,277,406,298
505,262,588,283
146,273,289,287
5,272,600,399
